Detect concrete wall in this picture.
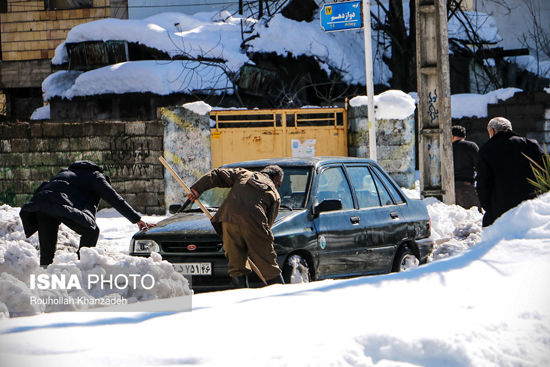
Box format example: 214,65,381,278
0,120,165,214
453,91,550,150
160,105,212,208
348,106,416,189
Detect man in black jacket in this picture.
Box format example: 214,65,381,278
477,117,545,227
452,125,481,211
20,161,155,266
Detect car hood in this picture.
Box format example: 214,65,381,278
134,210,298,239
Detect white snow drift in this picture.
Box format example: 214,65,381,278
0,192,549,366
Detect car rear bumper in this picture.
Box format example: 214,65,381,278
416,237,435,263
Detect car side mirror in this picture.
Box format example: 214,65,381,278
168,204,183,214
313,199,342,217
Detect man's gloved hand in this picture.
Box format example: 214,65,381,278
187,188,199,202
137,220,156,231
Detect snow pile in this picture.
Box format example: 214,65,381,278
248,13,390,86
1,194,549,366
30,105,50,120
52,12,249,70
401,184,484,260
452,87,522,118
425,197,483,259
44,10,393,100
448,11,502,44
183,100,212,115
507,55,550,79
43,61,229,101
0,205,190,318
349,90,416,120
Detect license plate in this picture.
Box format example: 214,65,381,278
173,263,212,275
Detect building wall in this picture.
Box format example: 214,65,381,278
128,0,234,19
0,0,128,119
472,0,550,61
0,0,116,62
0,120,165,214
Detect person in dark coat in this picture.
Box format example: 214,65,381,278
187,165,284,288
476,117,545,227
20,161,155,266
452,125,481,211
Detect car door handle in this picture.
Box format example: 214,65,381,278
350,216,360,224
390,211,399,219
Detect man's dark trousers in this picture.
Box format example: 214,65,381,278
36,212,100,266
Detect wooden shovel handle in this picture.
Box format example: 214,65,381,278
159,156,212,219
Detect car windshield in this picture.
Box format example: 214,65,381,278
186,166,311,211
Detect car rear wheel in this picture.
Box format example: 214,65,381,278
392,247,419,272
283,254,311,284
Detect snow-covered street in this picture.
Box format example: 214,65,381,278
1,189,549,366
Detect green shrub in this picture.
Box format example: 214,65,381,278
524,151,550,195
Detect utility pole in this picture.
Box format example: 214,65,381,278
362,0,377,161
415,0,455,204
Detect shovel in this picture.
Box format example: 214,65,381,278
159,156,268,285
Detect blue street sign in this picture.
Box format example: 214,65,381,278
320,1,363,32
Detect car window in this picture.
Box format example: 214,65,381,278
371,166,405,204
346,166,381,208
316,167,354,209
371,168,394,206
278,167,311,209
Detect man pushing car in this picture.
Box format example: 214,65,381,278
187,165,285,288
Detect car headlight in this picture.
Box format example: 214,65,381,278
132,239,160,254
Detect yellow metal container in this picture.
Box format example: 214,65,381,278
210,108,348,168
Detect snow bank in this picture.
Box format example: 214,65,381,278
52,12,249,70
43,61,230,101
507,55,550,79
448,11,501,44
349,90,416,120
248,13,391,86
1,194,549,366
401,183,484,261
452,88,522,118
0,205,190,318
30,105,50,120
183,101,212,115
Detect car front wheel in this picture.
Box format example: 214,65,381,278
283,254,311,284
392,247,420,272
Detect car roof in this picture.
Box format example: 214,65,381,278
221,156,378,169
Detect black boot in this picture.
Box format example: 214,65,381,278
266,275,285,285
231,275,249,289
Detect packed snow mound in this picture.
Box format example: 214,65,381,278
43,61,230,101
507,55,550,79
400,186,484,260
349,90,416,120
30,105,50,120
248,12,390,86
45,10,392,100
52,12,249,70
183,101,212,115
0,205,191,318
1,194,549,366
451,87,522,118
448,11,502,44
425,198,483,259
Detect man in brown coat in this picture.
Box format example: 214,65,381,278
187,165,284,288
